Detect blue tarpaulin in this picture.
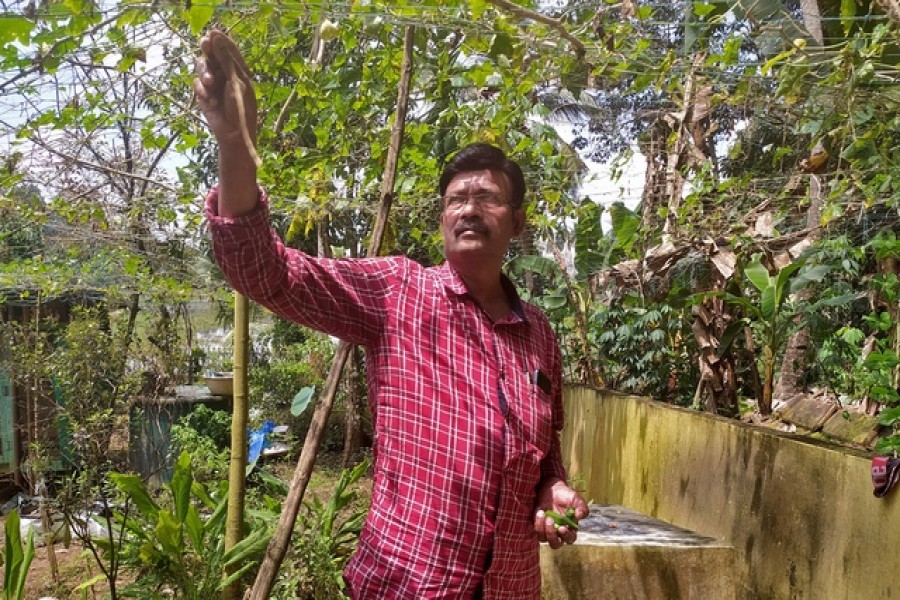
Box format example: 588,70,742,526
247,420,276,466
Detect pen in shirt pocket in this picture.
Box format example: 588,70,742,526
530,368,551,395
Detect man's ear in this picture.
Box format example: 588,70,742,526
512,208,526,237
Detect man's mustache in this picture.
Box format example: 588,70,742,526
454,219,490,237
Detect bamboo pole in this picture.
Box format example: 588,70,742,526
224,291,250,600
245,25,415,600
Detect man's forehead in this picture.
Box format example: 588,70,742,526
446,169,510,192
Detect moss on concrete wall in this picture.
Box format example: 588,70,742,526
562,386,900,600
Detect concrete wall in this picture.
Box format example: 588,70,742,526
561,386,900,600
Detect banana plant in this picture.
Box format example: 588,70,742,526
719,254,856,414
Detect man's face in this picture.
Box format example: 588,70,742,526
440,169,524,271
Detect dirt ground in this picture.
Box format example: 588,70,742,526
25,541,109,600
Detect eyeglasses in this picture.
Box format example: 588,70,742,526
442,192,508,211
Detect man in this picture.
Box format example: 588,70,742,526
195,30,588,599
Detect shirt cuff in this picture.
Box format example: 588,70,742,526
205,186,274,245
204,185,269,225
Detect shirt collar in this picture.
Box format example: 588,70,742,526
437,263,528,324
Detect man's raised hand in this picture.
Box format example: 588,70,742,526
194,30,261,168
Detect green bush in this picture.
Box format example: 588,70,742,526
593,301,699,405
272,458,370,600
100,452,272,599
170,404,232,483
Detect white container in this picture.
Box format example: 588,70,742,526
204,372,234,396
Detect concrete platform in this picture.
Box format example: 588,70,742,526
541,505,735,600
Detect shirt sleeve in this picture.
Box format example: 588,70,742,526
205,187,400,346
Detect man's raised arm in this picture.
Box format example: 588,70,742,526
194,30,259,217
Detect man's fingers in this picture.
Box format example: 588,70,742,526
210,31,237,76
209,29,253,85
535,509,578,549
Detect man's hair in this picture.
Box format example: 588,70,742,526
438,143,526,209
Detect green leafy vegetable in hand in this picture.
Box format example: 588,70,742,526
545,507,579,531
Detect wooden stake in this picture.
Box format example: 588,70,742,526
245,25,415,600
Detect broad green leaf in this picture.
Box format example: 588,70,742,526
74,574,107,592
774,259,806,300
116,7,150,28
291,385,315,417
470,0,488,20
0,17,33,45
574,199,605,277
609,201,639,254
222,525,270,568
506,255,562,281
489,32,515,60
875,436,900,454
693,3,719,18
788,264,829,295
862,351,900,371
718,319,749,357
12,529,35,600
743,259,771,293
808,293,861,312
184,504,204,551
220,560,258,589
878,406,900,426
544,293,569,309
760,286,776,320
204,495,229,536
155,510,184,556
5,509,24,595
870,385,899,404
841,0,857,35
170,451,193,523
186,4,216,36
110,473,159,518
838,326,865,345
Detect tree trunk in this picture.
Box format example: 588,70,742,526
692,299,739,415
761,346,776,416
774,150,826,402
662,52,706,241
639,120,669,234
774,0,826,405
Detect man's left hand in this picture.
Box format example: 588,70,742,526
534,479,589,549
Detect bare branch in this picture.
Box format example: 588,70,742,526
31,137,177,194
486,0,586,59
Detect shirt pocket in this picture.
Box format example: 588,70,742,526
505,369,554,455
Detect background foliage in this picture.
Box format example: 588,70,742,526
1,0,899,595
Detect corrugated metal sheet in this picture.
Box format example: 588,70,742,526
129,385,231,486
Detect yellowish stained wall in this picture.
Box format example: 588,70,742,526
562,386,900,600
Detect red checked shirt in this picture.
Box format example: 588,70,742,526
207,189,567,599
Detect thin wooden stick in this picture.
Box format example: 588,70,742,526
223,291,250,600
244,25,416,600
